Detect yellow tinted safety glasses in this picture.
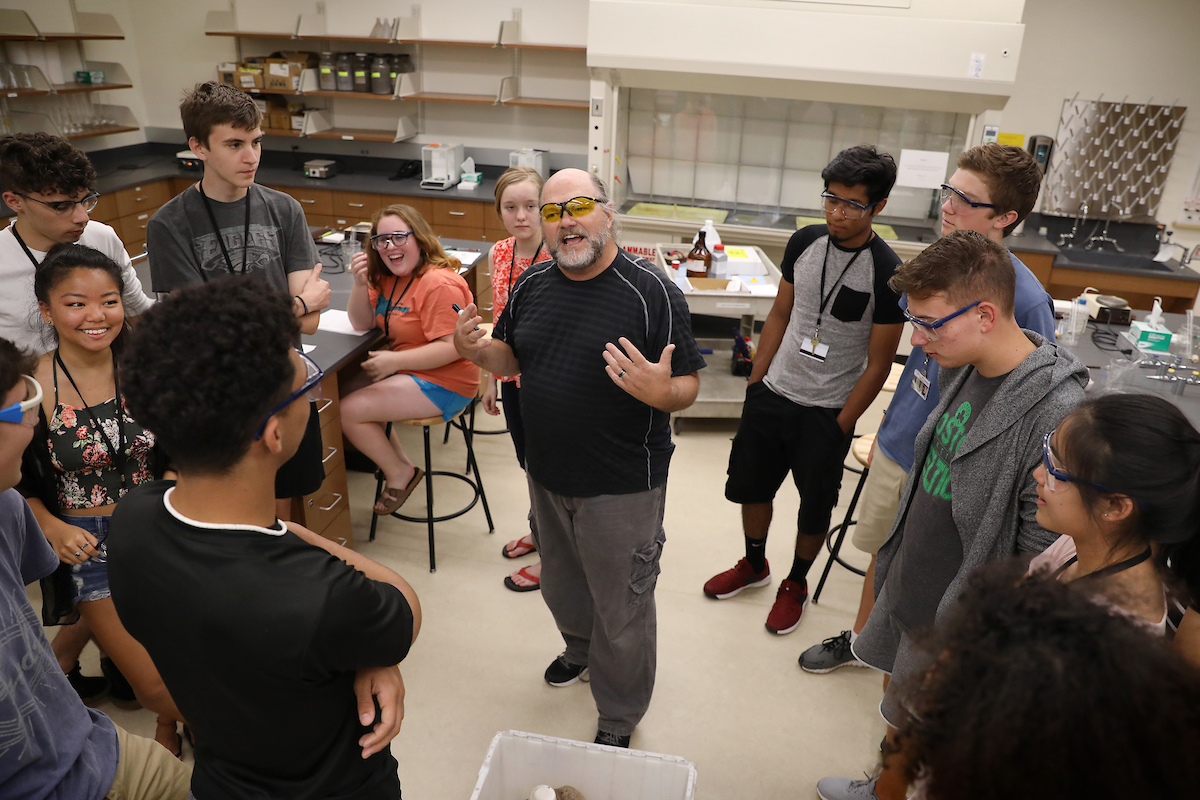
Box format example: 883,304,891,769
539,196,601,223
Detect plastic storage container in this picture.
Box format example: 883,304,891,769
318,52,336,91
471,731,697,800
334,53,353,92
352,53,370,93
370,55,391,94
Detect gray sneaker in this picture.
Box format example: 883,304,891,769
799,630,869,673
816,775,881,800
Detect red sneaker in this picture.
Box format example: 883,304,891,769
765,579,808,634
704,558,771,599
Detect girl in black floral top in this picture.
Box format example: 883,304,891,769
20,243,186,757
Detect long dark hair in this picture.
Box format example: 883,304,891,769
1057,393,1200,602
33,243,128,350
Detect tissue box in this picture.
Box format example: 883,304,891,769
1123,320,1173,352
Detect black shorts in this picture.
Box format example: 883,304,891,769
275,401,326,499
725,381,853,536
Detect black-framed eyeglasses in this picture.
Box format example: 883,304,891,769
1042,429,1111,493
819,191,875,220
903,299,982,341
254,350,323,440
370,231,413,251
939,184,996,212
539,196,601,223
17,191,100,216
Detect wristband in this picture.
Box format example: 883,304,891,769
295,295,309,315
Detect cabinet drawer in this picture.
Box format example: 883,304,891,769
301,461,349,535
381,194,431,221
306,214,340,230
332,191,380,219
429,198,484,229
315,374,341,427
124,240,146,259
483,212,508,238
170,177,197,197
436,224,487,242
274,186,333,216
116,210,155,245
91,192,119,224
114,182,170,217
320,506,354,549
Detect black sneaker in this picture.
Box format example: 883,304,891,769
544,654,589,687
594,730,631,748
65,662,109,703
100,657,141,710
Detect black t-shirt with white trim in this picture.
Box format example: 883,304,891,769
494,249,706,497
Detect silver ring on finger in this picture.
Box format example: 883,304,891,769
618,369,626,378
74,550,83,557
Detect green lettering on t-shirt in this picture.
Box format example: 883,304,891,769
920,400,972,501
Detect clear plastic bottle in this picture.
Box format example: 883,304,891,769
318,52,337,91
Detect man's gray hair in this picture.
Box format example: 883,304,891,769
587,172,620,240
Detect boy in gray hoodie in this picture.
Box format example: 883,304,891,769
817,230,1088,800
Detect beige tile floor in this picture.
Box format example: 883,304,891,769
42,388,894,800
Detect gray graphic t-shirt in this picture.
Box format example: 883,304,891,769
146,183,318,294
885,367,1007,631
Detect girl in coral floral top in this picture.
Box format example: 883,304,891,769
485,167,548,592
21,243,185,756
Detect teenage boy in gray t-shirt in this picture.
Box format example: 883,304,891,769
704,146,906,638
147,82,331,518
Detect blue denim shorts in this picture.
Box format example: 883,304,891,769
61,514,111,604
411,375,473,421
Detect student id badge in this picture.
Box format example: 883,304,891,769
800,337,829,362
912,368,930,399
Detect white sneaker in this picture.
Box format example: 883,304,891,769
816,775,881,800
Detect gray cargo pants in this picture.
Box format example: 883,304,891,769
528,475,667,737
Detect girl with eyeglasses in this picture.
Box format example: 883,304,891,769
343,204,479,515
1029,393,1200,641
19,243,187,756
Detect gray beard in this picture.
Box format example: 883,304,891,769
550,227,611,272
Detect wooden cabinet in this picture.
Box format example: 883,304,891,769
91,192,119,225
114,182,171,217
115,209,154,255
274,185,333,220
294,373,354,547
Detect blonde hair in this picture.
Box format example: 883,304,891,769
366,204,461,290
493,166,544,220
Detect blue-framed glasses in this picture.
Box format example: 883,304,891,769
939,183,996,212
1042,429,1111,493
254,351,323,440
0,375,42,426
820,191,875,220
903,300,982,341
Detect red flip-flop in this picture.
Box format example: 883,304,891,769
504,565,541,592
501,535,536,559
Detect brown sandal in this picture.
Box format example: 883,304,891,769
374,466,424,515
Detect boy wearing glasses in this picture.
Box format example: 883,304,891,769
0,133,153,354
147,81,331,516
704,145,905,636
798,143,1056,674
815,231,1085,800
107,278,419,800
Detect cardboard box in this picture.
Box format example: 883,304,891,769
263,52,318,92
236,67,263,90
268,111,291,131
217,63,239,87
289,113,306,131
1123,320,1174,352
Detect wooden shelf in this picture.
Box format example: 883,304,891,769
308,127,396,142
66,124,139,140
397,39,496,47
53,81,134,94
402,92,496,105
504,96,589,111
40,32,124,41
1,87,51,98
305,89,397,101
265,129,303,138
504,43,586,52
0,33,38,41
299,35,391,43
207,30,294,39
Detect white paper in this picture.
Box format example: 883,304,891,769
445,248,483,266
301,344,316,354
897,149,951,189
316,309,371,336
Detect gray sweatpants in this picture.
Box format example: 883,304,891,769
528,475,667,737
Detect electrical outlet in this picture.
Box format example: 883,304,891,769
591,97,603,117
1178,200,1200,230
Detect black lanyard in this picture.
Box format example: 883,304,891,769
382,274,415,340
1055,547,1153,582
54,350,127,487
507,241,544,297
197,182,251,280
11,224,41,268
814,237,867,341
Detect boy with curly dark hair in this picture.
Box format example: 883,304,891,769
0,132,153,354
107,276,420,800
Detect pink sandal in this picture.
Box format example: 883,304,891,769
501,534,537,559
504,564,541,592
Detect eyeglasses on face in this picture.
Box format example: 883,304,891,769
539,196,601,223
939,184,996,212
0,375,43,426
370,231,413,251
17,191,101,216
903,300,982,342
254,351,324,441
820,191,875,220
1041,429,1111,493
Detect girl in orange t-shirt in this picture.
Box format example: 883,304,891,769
343,204,479,515
485,167,547,592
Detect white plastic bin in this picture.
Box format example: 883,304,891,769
470,731,697,800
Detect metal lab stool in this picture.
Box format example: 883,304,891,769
368,403,495,572
813,433,876,603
